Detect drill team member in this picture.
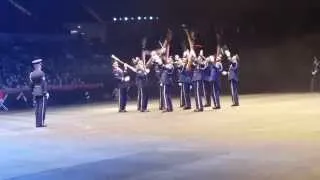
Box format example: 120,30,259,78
136,59,150,112
190,51,204,112
161,57,174,112
208,55,223,109
175,54,185,108
224,51,240,107
29,59,49,128
199,50,212,107
112,61,130,112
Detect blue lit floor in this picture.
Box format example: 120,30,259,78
1,94,320,180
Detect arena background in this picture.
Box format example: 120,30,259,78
1,0,320,110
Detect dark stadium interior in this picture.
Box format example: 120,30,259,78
2,1,320,180
1,0,320,109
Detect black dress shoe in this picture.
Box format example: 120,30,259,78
36,124,47,128
162,110,173,113
141,109,150,112
231,104,239,107
204,104,211,107
193,109,203,112
119,110,128,113
212,106,221,110
183,107,191,110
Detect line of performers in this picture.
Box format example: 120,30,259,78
112,29,240,113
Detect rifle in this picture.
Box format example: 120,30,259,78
110,54,137,72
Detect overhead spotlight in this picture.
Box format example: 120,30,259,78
77,25,81,29
113,17,117,21
131,17,134,20
119,17,122,21
149,16,153,20
137,16,142,20
156,17,159,20
70,30,78,35
124,17,128,21
144,16,147,20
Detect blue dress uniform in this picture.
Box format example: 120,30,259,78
155,64,164,110
160,63,174,112
29,59,48,128
180,64,192,110
228,56,240,106
113,66,129,112
177,64,185,108
136,68,149,112
208,61,223,109
202,63,212,107
191,61,204,112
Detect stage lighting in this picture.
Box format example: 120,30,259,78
77,25,81,29
137,16,141,20
156,17,159,20
131,17,134,20
124,17,128,21
149,16,153,20
144,16,147,20
113,17,117,21
119,17,122,21
70,30,78,35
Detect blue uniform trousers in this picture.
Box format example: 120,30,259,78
202,81,211,106
118,87,128,111
163,84,173,111
193,81,203,111
159,84,164,110
179,84,185,107
137,86,149,111
182,83,192,108
34,96,47,127
230,80,239,106
212,81,221,108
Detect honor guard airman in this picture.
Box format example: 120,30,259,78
29,59,49,128
224,51,240,107
190,51,204,112
135,59,150,112
148,51,165,110
161,57,174,112
199,50,212,107
208,55,223,109
112,61,130,112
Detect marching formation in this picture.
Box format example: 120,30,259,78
26,28,240,127
111,29,240,113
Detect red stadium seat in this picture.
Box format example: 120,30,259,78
0,89,8,111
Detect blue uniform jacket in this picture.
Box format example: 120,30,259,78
228,61,239,82
191,62,204,82
208,62,223,82
29,70,48,96
113,67,129,88
136,68,148,88
160,64,174,85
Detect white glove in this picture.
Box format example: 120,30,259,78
124,76,130,82
45,93,50,99
124,63,128,70
178,83,182,86
155,57,163,65
225,50,231,57
222,71,228,76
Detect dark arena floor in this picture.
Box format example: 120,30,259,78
1,93,320,180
